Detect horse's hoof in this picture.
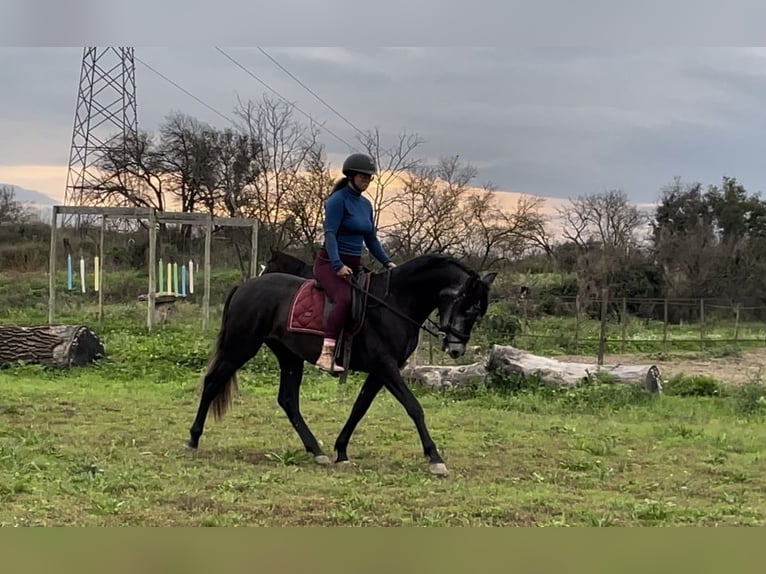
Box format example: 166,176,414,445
335,459,350,465
429,462,449,477
314,455,332,465
186,441,198,450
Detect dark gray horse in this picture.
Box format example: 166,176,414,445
261,248,314,278
187,252,496,476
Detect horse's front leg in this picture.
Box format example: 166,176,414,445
379,362,449,477
333,372,384,463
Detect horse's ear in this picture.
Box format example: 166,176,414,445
482,272,497,286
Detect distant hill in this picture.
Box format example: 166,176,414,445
0,183,57,206
0,183,57,223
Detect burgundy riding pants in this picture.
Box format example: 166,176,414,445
313,248,362,341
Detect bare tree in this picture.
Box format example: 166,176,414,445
459,186,550,270
90,130,167,210
0,186,32,223
206,127,261,218
158,112,220,214
284,144,335,257
560,189,647,254
559,189,649,298
234,94,322,249
386,155,477,258
358,127,424,231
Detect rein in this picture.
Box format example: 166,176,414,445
348,269,473,344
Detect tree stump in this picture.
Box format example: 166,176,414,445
0,325,105,369
138,293,178,324
402,344,662,393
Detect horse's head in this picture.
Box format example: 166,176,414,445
437,270,497,359
261,249,311,277
261,250,282,276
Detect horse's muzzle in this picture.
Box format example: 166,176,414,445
444,341,466,359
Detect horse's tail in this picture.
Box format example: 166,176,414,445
204,284,239,422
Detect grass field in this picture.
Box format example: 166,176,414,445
2,300,766,526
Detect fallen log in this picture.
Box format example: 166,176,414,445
402,344,662,393
401,360,489,390
0,325,105,369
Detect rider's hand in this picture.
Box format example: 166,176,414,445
386,262,397,269
337,265,353,279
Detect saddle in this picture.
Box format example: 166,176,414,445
286,271,372,378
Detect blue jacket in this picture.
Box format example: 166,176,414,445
323,184,392,271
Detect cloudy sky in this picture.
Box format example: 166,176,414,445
2,46,766,208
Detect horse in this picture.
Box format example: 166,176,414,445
187,252,496,477
261,247,314,278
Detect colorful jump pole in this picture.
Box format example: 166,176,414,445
67,253,73,291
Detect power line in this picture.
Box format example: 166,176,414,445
256,47,368,139
214,46,357,151
134,55,239,128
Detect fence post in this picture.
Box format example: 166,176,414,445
574,296,581,354
48,206,59,325
97,214,106,329
662,297,668,353
598,287,608,365
620,296,627,354
249,220,259,278
734,303,740,344
202,214,212,332
700,298,705,351
146,209,157,331
522,297,528,336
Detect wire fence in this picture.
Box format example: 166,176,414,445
411,294,766,366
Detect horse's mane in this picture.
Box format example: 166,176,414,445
394,253,478,278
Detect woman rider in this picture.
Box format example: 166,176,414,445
312,152,396,373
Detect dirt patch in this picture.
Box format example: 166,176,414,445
555,347,766,386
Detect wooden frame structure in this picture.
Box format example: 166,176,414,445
48,205,259,331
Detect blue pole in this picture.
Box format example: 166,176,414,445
181,265,187,297
67,254,73,291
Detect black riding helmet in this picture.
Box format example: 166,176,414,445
342,152,376,177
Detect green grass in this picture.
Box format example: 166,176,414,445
1,306,766,526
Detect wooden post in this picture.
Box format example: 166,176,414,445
620,296,627,354
48,206,59,325
428,314,434,364
734,303,740,344
97,214,106,329
662,297,668,353
574,296,581,354
597,287,608,366
147,209,157,331
249,220,259,278
522,298,529,336
700,298,705,351
202,214,212,331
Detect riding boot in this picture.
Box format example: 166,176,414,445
315,342,344,373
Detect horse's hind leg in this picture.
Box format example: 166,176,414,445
266,340,329,465
187,344,261,450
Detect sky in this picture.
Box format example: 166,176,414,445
2,46,766,211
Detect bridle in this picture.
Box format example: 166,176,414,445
348,268,478,345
